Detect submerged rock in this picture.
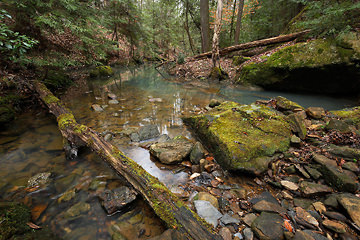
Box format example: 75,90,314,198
194,200,222,227
183,101,291,174
150,137,193,164
98,186,137,215
28,172,51,188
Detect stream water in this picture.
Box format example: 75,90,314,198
0,65,357,239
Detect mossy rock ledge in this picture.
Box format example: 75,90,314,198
183,101,291,175
237,36,360,94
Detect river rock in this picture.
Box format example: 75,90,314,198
91,104,103,112
275,96,304,112
302,230,328,240
209,99,222,108
295,207,319,228
306,107,325,119
324,211,348,222
323,219,347,233
280,180,299,191
304,165,322,180
243,213,257,227
194,200,222,227
108,93,117,99
139,125,160,141
64,202,90,218
183,101,291,175
197,192,218,209
337,193,360,226
98,186,137,215
243,228,254,240
251,212,284,240
220,213,240,225
293,230,316,240
287,112,307,140
318,163,357,193
189,142,205,164
28,172,51,188
326,119,351,133
331,106,360,127
342,161,359,172
290,135,301,145
326,144,360,160
219,227,232,240
299,181,332,196
253,200,286,214
150,138,193,164
109,100,119,105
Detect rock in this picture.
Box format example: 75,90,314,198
197,192,219,209
0,105,15,126
280,180,299,191
324,194,339,208
194,200,222,227
287,112,307,140
190,142,205,164
284,165,296,174
324,211,348,222
331,106,360,127
325,119,351,133
243,213,258,227
293,231,316,240
130,132,140,142
337,193,360,226
109,100,119,104
306,107,325,119
64,202,90,218
326,145,360,160
339,232,358,240
281,191,293,200
148,229,187,240
98,186,137,215
294,198,314,210
295,207,319,228
104,133,112,141
148,98,162,103
304,166,322,180
150,138,193,164
219,227,232,240
238,39,360,95
90,65,114,77
342,161,359,172
312,202,326,214
295,165,310,179
312,154,337,167
299,181,333,196
28,172,51,188
138,125,160,141
183,102,291,175
251,212,284,240
322,219,347,233
91,104,103,112
230,188,247,200
318,163,357,193
253,200,286,214
189,173,200,180
220,213,240,225
209,99,222,108
290,135,301,146
233,55,251,66
250,191,279,205
275,96,304,112
234,233,243,240
243,228,254,240
302,230,328,240
108,93,117,99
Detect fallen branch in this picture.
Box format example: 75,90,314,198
186,30,310,61
32,81,221,240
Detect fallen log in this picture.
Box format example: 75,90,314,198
186,30,310,61
33,81,222,240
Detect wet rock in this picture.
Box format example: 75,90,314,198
234,233,243,240
293,231,316,240
280,180,299,191
219,227,232,240
197,192,219,209
253,200,286,214
150,138,193,164
304,165,322,180
220,213,240,225
91,104,103,112
139,125,160,141
148,229,187,240
243,213,257,227
290,135,301,146
64,202,90,218
325,119,351,133
109,99,119,105
299,181,332,196
324,211,347,222
319,163,357,193
312,202,326,214
189,142,205,164
98,186,137,215
275,96,304,112
306,107,325,119
302,230,328,240
209,99,222,108
28,172,51,188
58,188,76,203
342,161,359,172
312,154,337,167
322,219,347,233
287,112,307,140
230,188,247,200
194,200,222,227
243,228,254,240
90,65,114,77
250,191,279,205
183,101,291,175
324,194,339,208
337,193,360,226
339,232,358,240
326,145,360,160
130,132,140,142
251,212,284,240
295,207,319,228
108,93,117,99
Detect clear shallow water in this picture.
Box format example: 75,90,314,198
0,65,357,239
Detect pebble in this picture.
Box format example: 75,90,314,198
280,180,299,191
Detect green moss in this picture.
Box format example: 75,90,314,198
43,95,60,104
233,56,251,66
90,65,114,78
57,113,76,130
0,105,15,126
0,202,31,240
42,69,73,90
331,107,360,126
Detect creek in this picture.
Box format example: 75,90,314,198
0,65,357,239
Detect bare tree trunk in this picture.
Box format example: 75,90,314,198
200,0,210,53
229,0,237,41
185,0,196,54
212,0,223,68
234,0,244,45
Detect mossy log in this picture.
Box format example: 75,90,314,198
187,30,310,61
33,81,221,240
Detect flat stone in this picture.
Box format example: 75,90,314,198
243,228,254,240
295,165,310,179
219,227,232,240
98,186,137,215
304,165,322,180
306,107,325,119
299,181,332,196
28,172,51,188
319,164,357,193
275,96,304,111
280,180,299,191
312,202,326,214
220,213,240,225
107,93,117,99
322,219,347,233
325,119,351,133
287,112,307,140
150,138,194,164
251,212,284,240
324,211,348,222
253,200,286,214
342,161,359,172
337,193,360,226
243,213,257,227
64,202,90,218
302,230,328,240
295,207,319,228
249,191,279,205
312,154,337,167
324,194,339,208
327,145,360,160
291,135,301,145
197,192,219,209
190,142,205,164
91,104,103,112
138,124,160,141
194,200,222,227
109,100,119,104
293,230,316,240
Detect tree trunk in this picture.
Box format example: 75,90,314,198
229,0,237,41
32,81,222,240
188,30,310,61
234,0,244,45
212,0,223,68
200,0,210,53
185,0,196,55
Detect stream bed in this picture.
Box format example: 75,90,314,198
0,65,357,239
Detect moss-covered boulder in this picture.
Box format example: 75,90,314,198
237,37,360,94
90,65,114,78
183,101,291,175
331,107,360,127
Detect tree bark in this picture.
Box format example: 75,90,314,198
32,81,222,240
212,0,223,68
200,0,210,53
187,30,310,61
185,0,196,55
234,0,244,45
229,0,237,41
